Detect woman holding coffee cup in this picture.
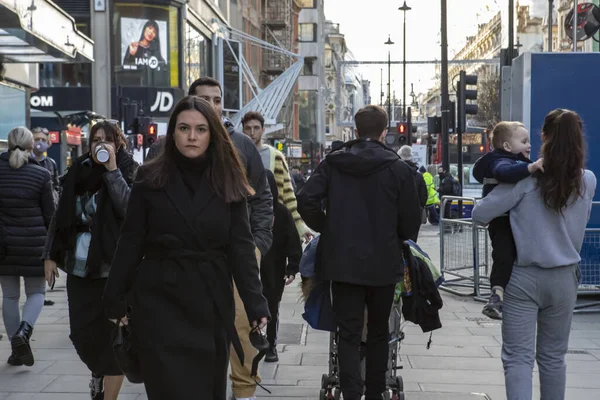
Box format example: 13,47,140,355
43,121,138,400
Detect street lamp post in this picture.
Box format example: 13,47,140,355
385,35,394,128
399,1,411,120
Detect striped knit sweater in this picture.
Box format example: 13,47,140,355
262,145,311,238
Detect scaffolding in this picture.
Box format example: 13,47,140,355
214,20,303,134
262,0,294,80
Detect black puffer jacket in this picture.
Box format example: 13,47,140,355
146,120,274,255
0,152,56,277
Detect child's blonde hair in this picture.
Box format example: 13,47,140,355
489,121,525,150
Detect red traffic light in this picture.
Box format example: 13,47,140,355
148,123,157,136
397,123,407,134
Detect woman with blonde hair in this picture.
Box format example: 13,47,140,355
0,127,55,366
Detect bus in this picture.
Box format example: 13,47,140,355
432,126,490,165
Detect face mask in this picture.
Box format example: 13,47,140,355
34,141,49,154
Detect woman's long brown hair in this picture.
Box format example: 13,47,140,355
537,109,585,214
140,96,254,203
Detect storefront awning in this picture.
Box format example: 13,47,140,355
0,0,93,63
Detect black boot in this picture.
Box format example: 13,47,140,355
7,340,23,366
11,322,34,366
265,346,279,362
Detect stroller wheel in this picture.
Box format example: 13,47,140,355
333,388,341,400
396,376,404,392
319,389,327,400
321,374,329,389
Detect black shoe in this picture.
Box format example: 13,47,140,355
482,293,503,320
11,322,34,366
90,374,105,400
7,339,24,366
265,346,279,363
7,353,23,366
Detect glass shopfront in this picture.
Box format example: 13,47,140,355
0,83,26,142
39,22,92,88
185,23,212,88
112,2,180,88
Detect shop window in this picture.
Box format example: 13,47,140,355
325,48,333,68
299,90,318,141
39,22,92,87
185,23,212,88
299,24,317,43
112,3,180,88
301,58,316,76
297,0,316,8
0,84,26,141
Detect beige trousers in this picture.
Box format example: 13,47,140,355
229,249,262,398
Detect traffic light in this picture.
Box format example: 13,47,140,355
136,116,158,147
431,134,438,155
147,122,158,146
457,70,478,133
397,122,408,146
273,140,286,154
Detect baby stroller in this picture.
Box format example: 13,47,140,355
301,237,438,400
318,299,406,400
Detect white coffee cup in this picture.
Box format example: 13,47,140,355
95,144,110,163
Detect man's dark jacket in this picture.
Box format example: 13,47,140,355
473,149,532,197
146,119,273,255
405,160,427,208
297,139,422,287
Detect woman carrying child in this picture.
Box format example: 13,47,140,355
472,110,595,400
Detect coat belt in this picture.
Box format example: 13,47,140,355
145,248,246,365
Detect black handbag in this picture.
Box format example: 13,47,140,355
112,319,143,384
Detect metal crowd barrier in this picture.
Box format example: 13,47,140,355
439,198,600,312
438,196,491,300
575,201,600,313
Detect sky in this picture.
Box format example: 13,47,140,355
323,0,546,104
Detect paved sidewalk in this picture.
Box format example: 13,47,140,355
1,224,600,399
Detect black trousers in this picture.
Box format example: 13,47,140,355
488,216,516,289
266,296,280,348
332,281,395,400
66,274,122,376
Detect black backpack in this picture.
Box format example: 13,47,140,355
445,176,461,196
401,242,443,336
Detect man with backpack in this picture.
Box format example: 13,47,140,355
297,105,421,400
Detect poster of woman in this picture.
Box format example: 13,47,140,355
121,19,168,72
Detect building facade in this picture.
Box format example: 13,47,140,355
0,0,92,153
297,0,325,168
542,0,600,52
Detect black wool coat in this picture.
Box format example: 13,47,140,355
103,166,269,400
0,153,55,277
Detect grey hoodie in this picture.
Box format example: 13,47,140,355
472,170,596,268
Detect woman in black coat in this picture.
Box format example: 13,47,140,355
0,127,55,367
103,96,270,399
44,121,138,400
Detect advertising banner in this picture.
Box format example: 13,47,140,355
411,144,428,168
121,18,168,73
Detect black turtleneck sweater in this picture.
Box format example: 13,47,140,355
173,148,211,197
